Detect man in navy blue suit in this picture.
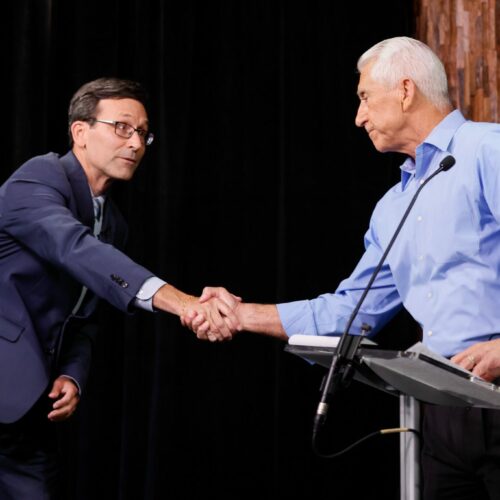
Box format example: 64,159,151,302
0,77,240,499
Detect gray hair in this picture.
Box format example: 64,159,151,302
357,37,451,111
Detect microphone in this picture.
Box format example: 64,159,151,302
312,154,456,442
440,155,456,171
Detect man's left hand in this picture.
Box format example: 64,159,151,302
47,376,80,422
451,339,500,382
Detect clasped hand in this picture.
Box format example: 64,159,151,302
181,287,242,342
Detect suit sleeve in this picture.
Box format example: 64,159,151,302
0,157,153,312
58,321,99,393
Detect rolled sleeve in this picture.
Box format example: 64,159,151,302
277,300,319,337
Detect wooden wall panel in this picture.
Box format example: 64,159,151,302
415,0,499,121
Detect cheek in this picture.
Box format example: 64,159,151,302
92,148,113,167
373,108,399,133
88,135,110,155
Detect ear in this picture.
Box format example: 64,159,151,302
70,121,89,148
400,78,416,112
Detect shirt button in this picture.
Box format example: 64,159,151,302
419,179,425,185
427,330,433,337
418,255,424,261
417,215,423,222
427,292,433,298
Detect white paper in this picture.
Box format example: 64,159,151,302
288,334,376,348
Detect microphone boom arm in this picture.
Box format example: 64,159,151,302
313,155,456,439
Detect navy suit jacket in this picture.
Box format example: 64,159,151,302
0,151,153,423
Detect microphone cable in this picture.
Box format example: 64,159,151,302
313,426,421,459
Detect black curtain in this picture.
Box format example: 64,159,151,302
4,1,416,498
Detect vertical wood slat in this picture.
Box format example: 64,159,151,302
415,0,499,122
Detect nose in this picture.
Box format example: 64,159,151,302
355,101,367,128
127,130,144,150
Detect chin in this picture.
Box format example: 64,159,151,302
122,172,136,181
110,171,135,183
372,141,390,153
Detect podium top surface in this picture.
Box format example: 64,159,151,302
285,335,500,409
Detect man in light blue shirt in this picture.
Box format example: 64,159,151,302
189,37,500,499
277,107,500,360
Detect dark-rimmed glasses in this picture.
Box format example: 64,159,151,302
92,119,154,146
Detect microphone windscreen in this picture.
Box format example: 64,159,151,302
440,155,456,171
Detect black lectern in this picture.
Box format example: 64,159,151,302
285,335,500,500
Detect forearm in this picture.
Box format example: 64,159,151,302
152,283,196,317
238,303,288,340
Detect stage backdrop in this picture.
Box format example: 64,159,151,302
416,0,500,121
4,1,414,498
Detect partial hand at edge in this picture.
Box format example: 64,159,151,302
451,338,500,382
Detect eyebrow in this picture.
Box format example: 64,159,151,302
116,112,149,126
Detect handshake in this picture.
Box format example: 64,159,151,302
152,283,286,342
181,286,243,342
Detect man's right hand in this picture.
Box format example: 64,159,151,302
181,287,288,341
181,286,242,341
153,284,241,342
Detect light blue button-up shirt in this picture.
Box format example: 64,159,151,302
277,110,500,357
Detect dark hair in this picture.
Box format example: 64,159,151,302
68,77,149,146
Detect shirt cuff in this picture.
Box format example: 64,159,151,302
134,277,167,312
60,375,82,395
277,300,318,337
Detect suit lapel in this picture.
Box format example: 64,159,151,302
58,151,128,248
58,151,94,229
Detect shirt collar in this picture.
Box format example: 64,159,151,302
400,110,467,189
87,185,106,220
422,109,466,151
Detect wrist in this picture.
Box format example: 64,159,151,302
238,303,287,339
237,303,253,331
153,284,197,317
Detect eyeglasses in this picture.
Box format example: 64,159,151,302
92,119,154,146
